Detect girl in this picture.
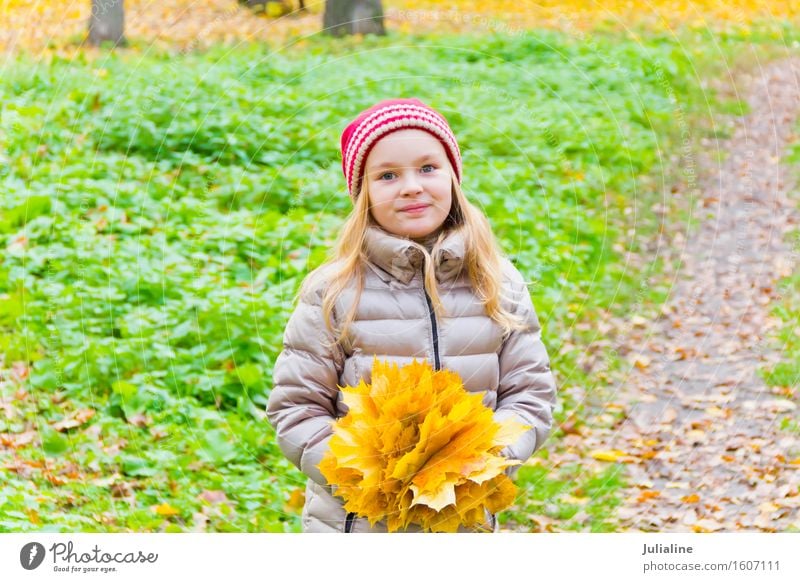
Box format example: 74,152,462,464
267,98,557,533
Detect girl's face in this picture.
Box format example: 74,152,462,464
364,129,453,241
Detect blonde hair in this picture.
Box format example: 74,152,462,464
296,172,530,350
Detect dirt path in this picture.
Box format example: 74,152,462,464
595,57,800,532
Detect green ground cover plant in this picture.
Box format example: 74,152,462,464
761,138,800,439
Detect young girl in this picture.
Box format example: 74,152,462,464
267,98,557,533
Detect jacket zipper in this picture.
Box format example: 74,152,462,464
421,263,441,371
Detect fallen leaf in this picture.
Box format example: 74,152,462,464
637,490,661,502
12,361,29,380
559,415,584,436
527,513,558,533
52,418,81,432
705,406,730,418
769,399,796,412
683,508,698,525
192,512,209,533
632,354,651,370
52,408,95,432
74,409,95,423
686,430,706,444
590,449,629,462
696,518,724,531
127,413,150,428
43,471,66,486
198,490,229,505
284,488,305,512
0,431,36,448
111,482,133,499
662,407,678,423
153,503,180,517
753,514,776,531
758,501,779,513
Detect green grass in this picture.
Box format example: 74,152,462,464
1,26,796,532
759,152,800,433
501,463,626,532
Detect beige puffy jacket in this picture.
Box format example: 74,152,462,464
267,225,557,533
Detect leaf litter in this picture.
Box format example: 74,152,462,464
585,58,800,532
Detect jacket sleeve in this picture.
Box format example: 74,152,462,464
494,266,557,477
266,280,345,488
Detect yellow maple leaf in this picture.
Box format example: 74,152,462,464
152,503,179,517
319,357,529,532
590,449,629,462
284,488,305,512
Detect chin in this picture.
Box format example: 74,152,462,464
384,220,441,239
405,227,435,238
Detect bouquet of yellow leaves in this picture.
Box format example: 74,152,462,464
318,357,530,532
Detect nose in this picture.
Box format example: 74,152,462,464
399,171,423,196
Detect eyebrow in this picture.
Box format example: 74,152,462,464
368,154,440,172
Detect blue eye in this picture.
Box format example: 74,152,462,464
377,165,435,180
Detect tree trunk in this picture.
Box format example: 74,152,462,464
323,0,385,37
88,0,126,47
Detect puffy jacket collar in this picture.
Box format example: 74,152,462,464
364,225,467,286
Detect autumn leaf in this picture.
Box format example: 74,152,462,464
0,431,36,448
284,488,305,513
197,490,229,505
152,503,179,517
11,361,29,380
758,501,779,513
637,490,661,502
559,414,584,436
52,408,96,432
631,354,651,370
590,449,629,462
705,406,731,418
319,357,528,532
26,509,41,525
126,413,150,428
686,430,706,445
693,518,724,532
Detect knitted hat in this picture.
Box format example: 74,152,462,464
340,98,462,200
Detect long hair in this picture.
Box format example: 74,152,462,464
295,171,530,350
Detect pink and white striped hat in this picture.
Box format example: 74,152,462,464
340,98,462,200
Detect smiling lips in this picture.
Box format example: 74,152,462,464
400,204,430,214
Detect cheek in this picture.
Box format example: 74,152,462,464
435,188,453,210
367,188,391,210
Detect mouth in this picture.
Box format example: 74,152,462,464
400,204,430,214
